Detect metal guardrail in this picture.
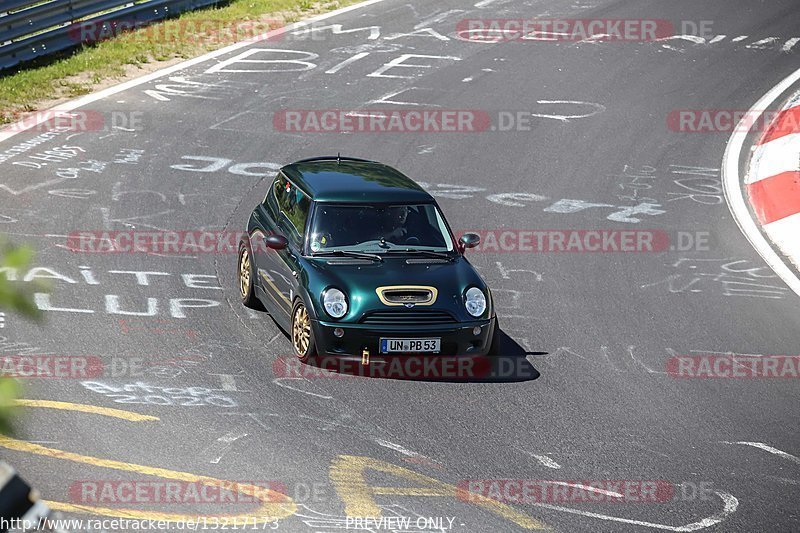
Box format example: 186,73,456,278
0,0,222,72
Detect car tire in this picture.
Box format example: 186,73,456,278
487,318,501,356
291,300,317,363
238,239,263,310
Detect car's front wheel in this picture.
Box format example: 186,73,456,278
291,300,317,362
238,239,262,309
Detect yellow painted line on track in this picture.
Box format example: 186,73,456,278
0,400,296,523
330,455,549,530
12,399,159,422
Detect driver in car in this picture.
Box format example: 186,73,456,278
383,205,410,243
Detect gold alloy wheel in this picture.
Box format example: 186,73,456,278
239,248,251,300
292,305,311,356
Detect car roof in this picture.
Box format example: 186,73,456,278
280,156,434,203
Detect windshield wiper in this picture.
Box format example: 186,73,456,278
313,250,383,262
381,249,454,261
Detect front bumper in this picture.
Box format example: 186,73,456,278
311,316,496,358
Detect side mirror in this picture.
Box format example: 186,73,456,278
266,234,289,250
459,233,481,251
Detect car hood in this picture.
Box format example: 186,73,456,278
302,255,490,322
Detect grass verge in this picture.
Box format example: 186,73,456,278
0,0,360,124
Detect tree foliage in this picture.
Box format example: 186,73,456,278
0,240,45,435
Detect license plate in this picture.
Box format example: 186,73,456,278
380,338,441,353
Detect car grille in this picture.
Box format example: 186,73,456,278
376,286,437,306
359,309,457,326
382,288,433,304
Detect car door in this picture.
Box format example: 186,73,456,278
249,180,282,319
256,174,310,325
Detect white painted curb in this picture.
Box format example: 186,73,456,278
722,67,800,299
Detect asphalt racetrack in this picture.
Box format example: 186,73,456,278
1,0,800,531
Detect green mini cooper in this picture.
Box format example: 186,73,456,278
238,156,499,364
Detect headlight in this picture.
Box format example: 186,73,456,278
464,287,486,317
323,288,348,318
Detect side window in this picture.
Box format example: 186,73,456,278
274,175,310,247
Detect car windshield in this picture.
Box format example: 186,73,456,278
309,203,455,254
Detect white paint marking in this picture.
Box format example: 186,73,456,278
205,431,248,464
600,346,625,372
486,192,548,206
35,293,94,314
516,448,561,469
656,34,706,45
783,38,800,52
582,33,611,43
629,345,667,374
746,37,780,49
689,349,765,357
272,378,333,399
367,54,461,79
205,48,319,74
721,65,800,299
369,87,437,107
292,23,380,40
0,177,70,196
144,89,170,102
212,373,240,391
0,0,393,142
723,441,800,465
325,52,370,74
494,262,543,282
731,35,749,42
413,10,462,30
373,438,421,457
533,491,738,531
552,481,617,496
532,100,606,122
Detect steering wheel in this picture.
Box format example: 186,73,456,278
404,237,420,246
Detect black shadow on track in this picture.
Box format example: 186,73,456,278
296,328,543,383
